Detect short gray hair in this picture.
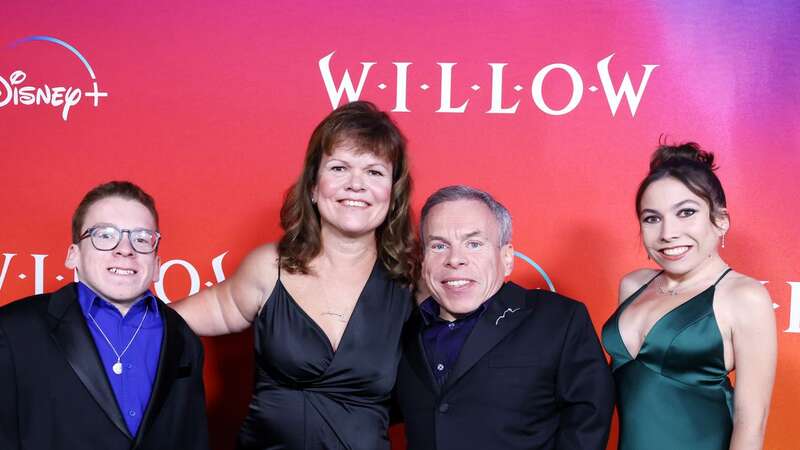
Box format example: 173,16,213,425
420,185,512,245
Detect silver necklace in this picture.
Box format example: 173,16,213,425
320,282,352,324
656,281,682,296
87,304,149,375
321,310,348,322
321,295,349,323
656,267,729,296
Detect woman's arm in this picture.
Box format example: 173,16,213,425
171,244,279,336
726,279,777,450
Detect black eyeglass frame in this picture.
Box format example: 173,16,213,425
78,224,162,254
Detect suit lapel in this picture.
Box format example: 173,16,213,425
134,301,183,447
47,284,132,440
443,282,533,391
402,310,441,397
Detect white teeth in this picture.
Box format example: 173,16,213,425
662,246,689,256
109,268,135,275
445,280,469,287
342,200,368,207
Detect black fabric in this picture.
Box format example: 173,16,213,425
0,283,209,450
395,282,615,450
237,261,413,450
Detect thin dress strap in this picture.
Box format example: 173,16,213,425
713,268,733,286
622,270,664,305
642,270,664,289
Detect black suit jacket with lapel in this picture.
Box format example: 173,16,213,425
0,283,210,450
396,282,614,450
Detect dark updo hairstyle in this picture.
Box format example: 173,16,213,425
277,101,419,284
635,140,727,225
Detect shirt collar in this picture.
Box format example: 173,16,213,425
76,281,159,318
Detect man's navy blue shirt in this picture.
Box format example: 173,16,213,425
77,282,163,436
419,297,490,385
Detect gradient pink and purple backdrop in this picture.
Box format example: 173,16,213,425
1,1,798,448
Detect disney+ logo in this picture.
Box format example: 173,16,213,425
0,36,108,121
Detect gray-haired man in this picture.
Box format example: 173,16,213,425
395,185,614,450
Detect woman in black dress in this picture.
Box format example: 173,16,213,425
174,101,418,450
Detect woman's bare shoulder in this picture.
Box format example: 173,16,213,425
232,242,281,299
716,271,772,316
618,268,660,304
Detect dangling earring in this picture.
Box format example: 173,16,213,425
721,233,726,249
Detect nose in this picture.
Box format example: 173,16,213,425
114,231,136,256
659,216,679,242
445,246,467,268
346,170,366,192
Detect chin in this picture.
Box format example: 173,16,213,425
657,261,697,276
443,299,481,314
104,286,148,303
339,224,380,238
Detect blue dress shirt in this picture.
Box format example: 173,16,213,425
419,297,490,385
77,282,163,436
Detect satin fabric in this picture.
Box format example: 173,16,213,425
236,262,412,450
602,271,734,450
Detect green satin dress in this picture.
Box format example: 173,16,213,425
602,269,734,450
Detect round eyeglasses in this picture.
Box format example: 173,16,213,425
78,224,161,254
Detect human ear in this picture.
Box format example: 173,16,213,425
152,255,161,283
65,244,80,270
501,244,515,277
713,208,730,235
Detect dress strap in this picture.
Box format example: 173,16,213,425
643,270,665,289
277,257,282,280
713,268,733,286
624,270,664,303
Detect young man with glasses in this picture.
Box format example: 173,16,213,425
0,181,209,450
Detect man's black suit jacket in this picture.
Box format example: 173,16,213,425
0,283,210,450
396,282,614,450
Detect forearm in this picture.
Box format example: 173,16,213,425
729,410,768,450
173,283,250,336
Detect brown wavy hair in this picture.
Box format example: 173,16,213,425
277,101,419,284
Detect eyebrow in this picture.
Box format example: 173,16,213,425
639,199,701,216
324,159,388,170
426,234,449,243
426,230,483,243
639,208,659,216
671,199,700,209
461,231,483,239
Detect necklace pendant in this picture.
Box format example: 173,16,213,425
657,286,679,296
112,361,123,375
322,311,348,323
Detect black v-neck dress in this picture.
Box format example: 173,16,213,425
236,261,412,450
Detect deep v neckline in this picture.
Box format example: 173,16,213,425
616,283,715,361
280,260,378,355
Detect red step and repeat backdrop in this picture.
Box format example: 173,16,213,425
1,1,798,448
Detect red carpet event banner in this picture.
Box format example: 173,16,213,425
1,1,798,448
